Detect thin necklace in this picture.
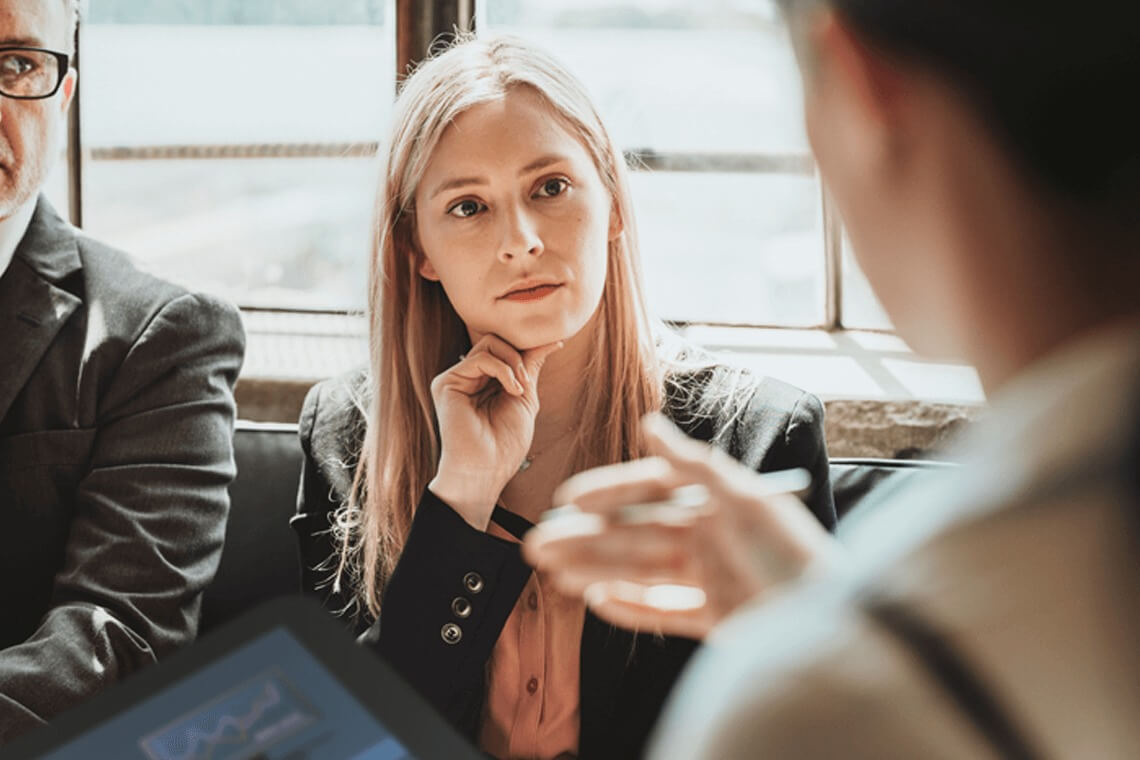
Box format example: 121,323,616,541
519,428,574,473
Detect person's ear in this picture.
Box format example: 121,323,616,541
417,253,440,282
407,213,440,281
59,68,77,113
808,10,909,162
608,203,624,242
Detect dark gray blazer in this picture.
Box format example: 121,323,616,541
0,198,245,742
294,365,835,759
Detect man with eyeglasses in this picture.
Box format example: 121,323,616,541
0,1,244,743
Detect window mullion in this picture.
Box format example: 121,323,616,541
396,0,474,88
67,22,83,227
821,179,843,330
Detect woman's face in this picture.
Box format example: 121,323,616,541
413,86,620,350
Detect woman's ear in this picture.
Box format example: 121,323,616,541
408,214,441,281
608,203,625,241
418,254,441,282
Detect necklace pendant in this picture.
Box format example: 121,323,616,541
518,456,533,473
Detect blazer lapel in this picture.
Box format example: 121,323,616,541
578,609,635,752
0,197,82,423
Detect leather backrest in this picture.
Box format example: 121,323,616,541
830,457,957,521
200,421,304,634
201,426,956,633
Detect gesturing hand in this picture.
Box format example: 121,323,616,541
428,334,564,530
523,413,843,639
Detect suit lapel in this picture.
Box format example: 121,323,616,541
0,197,82,423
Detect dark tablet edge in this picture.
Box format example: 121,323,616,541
2,595,482,760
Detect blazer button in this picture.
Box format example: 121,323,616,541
441,623,463,645
452,597,472,618
463,572,484,594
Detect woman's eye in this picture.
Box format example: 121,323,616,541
447,199,485,218
535,178,569,198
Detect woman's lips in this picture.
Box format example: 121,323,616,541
502,284,562,302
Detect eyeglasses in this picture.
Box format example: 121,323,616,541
0,46,70,100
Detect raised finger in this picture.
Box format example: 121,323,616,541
524,521,698,586
546,564,699,600
551,456,690,512
582,581,715,640
641,413,734,488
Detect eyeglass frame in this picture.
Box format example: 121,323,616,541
0,46,71,100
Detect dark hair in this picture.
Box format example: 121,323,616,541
779,0,1140,231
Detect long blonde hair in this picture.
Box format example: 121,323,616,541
331,34,670,619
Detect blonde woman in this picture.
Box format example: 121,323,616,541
291,34,835,759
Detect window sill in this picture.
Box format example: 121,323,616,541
235,313,985,458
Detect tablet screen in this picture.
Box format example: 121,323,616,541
41,627,413,760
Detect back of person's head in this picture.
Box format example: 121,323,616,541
342,34,664,618
778,0,1140,242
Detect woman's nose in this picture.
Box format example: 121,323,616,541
498,204,544,262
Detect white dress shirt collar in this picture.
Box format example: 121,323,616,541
0,197,39,281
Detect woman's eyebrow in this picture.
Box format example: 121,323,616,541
519,155,571,175
429,176,487,200
428,155,572,200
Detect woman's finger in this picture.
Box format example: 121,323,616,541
473,334,527,388
445,351,525,396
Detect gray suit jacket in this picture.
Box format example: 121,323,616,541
0,198,245,743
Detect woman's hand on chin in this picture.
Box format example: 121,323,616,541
428,334,564,530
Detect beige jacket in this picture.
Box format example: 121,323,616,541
650,322,1140,759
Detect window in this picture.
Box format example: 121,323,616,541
481,0,891,330
72,0,891,330
78,1,393,310
481,0,824,326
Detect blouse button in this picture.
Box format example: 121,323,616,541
526,676,539,695
527,591,538,610
441,623,462,645
452,597,472,618
463,571,484,594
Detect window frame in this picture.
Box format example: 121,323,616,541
65,0,869,332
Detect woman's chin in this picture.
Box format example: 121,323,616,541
509,332,570,351
504,321,586,351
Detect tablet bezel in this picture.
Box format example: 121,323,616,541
2,595,483,759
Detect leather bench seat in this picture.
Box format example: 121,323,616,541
201,422,954,633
